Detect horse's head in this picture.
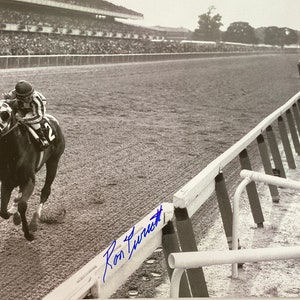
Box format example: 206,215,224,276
0,100,15,136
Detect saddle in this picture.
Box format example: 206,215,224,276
25,115,57,148
19,115,59,171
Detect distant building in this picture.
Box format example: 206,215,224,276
151,26,192,41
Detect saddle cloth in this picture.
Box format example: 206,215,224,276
26,114,58,145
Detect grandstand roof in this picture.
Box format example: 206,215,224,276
3,0,144,20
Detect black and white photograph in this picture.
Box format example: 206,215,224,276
0,0,300,299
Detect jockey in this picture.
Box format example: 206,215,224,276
2,80,49,148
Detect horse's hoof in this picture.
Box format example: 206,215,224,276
25,232,35,242
29,219,38,232
29,212,39,232
13,213,21,225
0,211,11,220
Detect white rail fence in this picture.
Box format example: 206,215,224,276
43,203,174,299
170,90,300,297
43,91,300,299
174,91,300,216
0,51,285,69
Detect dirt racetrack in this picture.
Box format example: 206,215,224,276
0,53,300,299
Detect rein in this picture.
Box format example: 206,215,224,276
0,122,20,138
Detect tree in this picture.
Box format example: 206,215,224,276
192,6,223,41
264,26,298,46
254,27,265,44
264,26,281,45
281,28,298,45
223,22,257,44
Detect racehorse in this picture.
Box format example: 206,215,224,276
0,100,65,241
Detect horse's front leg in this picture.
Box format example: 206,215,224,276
29,203,44,233
0,183,14,220
18,179,35,241
7,190,23,226
29,157,61,232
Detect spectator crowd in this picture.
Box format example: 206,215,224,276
0,2,279,56
0,5,185,55
0,32,185,55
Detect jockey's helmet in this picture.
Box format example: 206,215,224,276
15,80,34,102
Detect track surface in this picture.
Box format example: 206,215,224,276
0,54,299,299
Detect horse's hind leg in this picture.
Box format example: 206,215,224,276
18,200,34,241
41,158,60,204
30,157,60,231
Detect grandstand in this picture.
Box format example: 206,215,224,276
0,0,171,54
0,0,293,56
0,0,163,37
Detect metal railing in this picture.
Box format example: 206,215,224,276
232,170,300,277
168,169,300,297
168,245,300,298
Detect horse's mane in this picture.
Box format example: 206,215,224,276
18,121,29,135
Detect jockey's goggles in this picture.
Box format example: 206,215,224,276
17,94,33,103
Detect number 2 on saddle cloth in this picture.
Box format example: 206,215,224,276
24,117,57,148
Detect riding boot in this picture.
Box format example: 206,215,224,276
35,128,49,148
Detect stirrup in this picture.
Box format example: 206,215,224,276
40,139,49,148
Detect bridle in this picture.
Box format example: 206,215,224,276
0,103,19,139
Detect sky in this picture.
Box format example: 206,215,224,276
108,0,300,32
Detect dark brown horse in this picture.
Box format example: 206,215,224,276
0,100,65,241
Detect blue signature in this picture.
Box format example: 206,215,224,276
102,205,163,283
